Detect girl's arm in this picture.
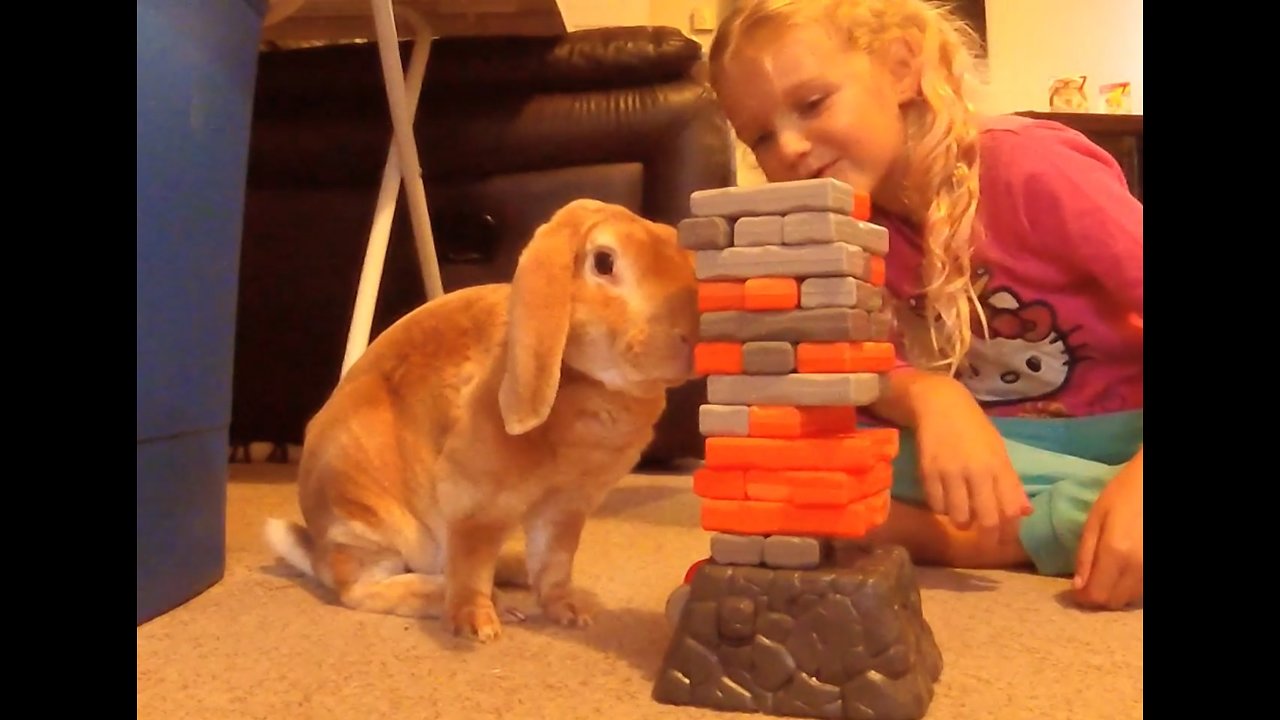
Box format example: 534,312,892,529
868,364,968,430
869,361,1031,533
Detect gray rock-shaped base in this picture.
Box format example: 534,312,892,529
652,544,942,720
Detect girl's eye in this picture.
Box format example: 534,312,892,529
799,95,828,116
749,131,776,152
592,249,615,277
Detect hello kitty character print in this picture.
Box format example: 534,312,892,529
899,267,1088,419
957,268,1087,415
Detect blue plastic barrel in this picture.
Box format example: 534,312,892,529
137,0,266,625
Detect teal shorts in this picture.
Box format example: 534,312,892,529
882,409,1143,577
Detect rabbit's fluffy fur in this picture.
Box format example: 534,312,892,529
264,199,699,641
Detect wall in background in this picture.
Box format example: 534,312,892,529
984,0,1142,114
649,0,737,51
559,1,1142,116
557,0,650,30
554,0,1142,186
559,0,728,48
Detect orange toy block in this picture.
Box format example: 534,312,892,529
851,190,872,221
795,342,897,373
700,489,891,538
694,342,743,375
868,256,886,286
744,463,892,506
704,435,893,472
692,467,746,500
698,281,745,312
700,498,785,534
747,405,858,437
742,277,799,310
862,427,900,457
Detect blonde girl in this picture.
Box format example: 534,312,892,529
708,0,1144,610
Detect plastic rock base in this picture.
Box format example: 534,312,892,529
652,543,942,720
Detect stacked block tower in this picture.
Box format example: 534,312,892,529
652,178,944,720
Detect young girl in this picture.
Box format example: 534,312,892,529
707,0,1143,611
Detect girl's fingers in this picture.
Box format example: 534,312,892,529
920,459,947,516
1109,566,1143,610
1073,510,1105,593
1078,551,1122,609
967,471,1001,537
941,470,971,528
997,466,1029,543
998,463,1031,518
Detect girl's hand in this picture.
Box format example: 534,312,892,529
912,377,1033,546
1073,448,1143,610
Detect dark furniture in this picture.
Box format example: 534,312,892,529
1016,111,1143,201
231,26,734,467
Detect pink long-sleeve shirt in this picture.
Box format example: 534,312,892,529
875,114,1143,419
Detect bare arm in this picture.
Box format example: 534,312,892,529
868,365,970,430
1072,442,1143,609
868,363,1032,537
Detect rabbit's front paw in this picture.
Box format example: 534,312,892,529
541,588,593,628
448,598,503,642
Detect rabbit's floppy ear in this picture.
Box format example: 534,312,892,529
499,201,594,435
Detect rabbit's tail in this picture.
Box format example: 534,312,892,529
264,518,316,577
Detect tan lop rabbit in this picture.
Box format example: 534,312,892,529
263,199,699,642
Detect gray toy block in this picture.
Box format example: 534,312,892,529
762,536,824,569
700,308,890,343
741,341,796,374
707,373,884,407
677,216,732,250
799,277,885,311
699,404,749,437
710,533,764,565
690,178,855,218
782,212,889,256
694,243,872,282
871,309,893,339
732,215,784,247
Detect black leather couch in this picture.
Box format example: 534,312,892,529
231,26,735,466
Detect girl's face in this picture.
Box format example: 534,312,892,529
716,24,920,215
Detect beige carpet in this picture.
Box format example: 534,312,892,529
137,459,1142,720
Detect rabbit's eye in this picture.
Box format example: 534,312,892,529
592,249,615,277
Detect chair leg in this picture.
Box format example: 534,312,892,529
371,1,444,300
341,3,441,378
